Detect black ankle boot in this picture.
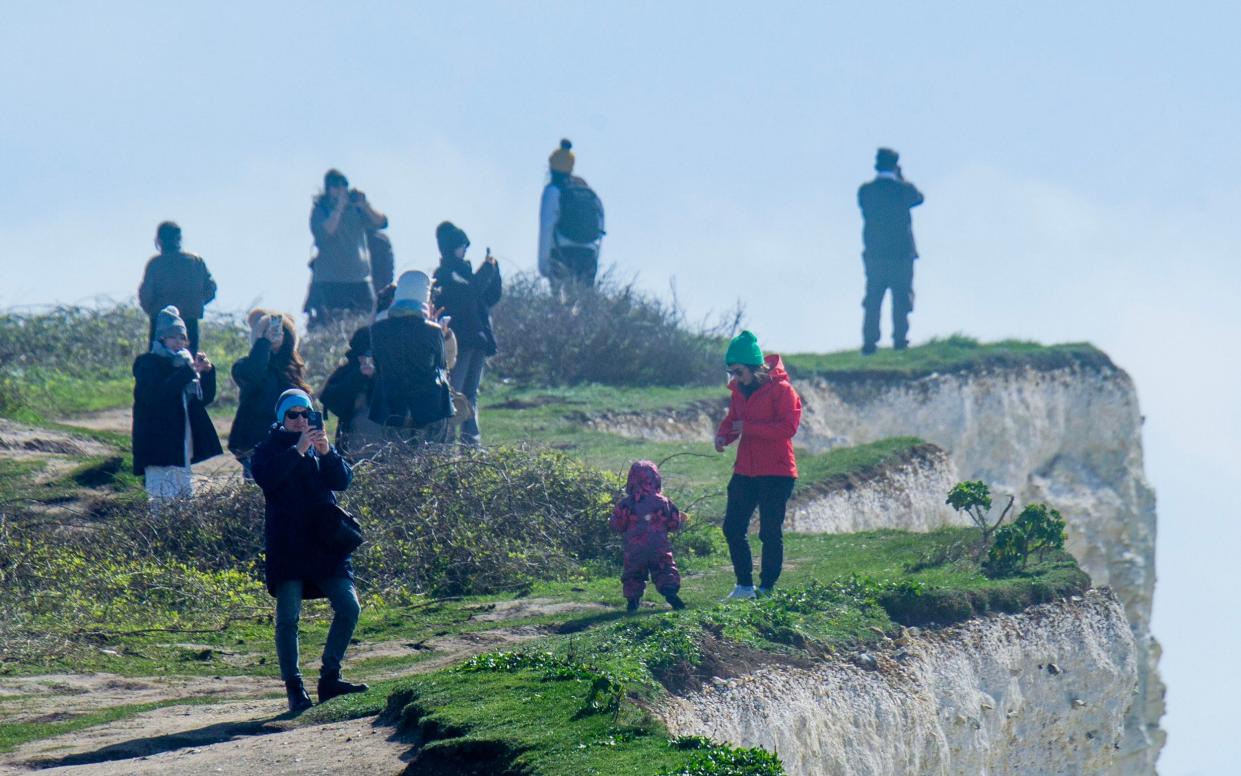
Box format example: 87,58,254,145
285,678,313,713
626,597,640,613
317,670,369,703
664,593,686,610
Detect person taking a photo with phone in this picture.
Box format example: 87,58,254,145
305,169,388,327
252,389,367,713
131,305,223,503
228,310,311,479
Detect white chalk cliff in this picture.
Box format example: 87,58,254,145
658,591,1138,775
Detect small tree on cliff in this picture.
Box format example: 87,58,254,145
946,480,1015,561
985,503,1068,576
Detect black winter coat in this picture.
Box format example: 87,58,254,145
252,427,354,598
228,339,301,455
320,327,374,427
368,314,452,427
433,257,501,355
131,353,222,475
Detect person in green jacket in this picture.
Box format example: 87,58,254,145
138,221,217,354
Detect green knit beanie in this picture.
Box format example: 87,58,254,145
725,330,764,367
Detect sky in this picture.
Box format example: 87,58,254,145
2,2,1239,772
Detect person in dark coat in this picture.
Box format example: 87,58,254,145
227,310,311,479
857,147,924,354
368,270,454,444
131,305,222,501
432,222,501,445
138,221,217,354
251,388,367,712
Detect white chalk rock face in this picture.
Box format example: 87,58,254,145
658,591,1138,776
792,363,1162,770
787,443,966,534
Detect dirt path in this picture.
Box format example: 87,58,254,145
0,600,608,774
58,407,242,482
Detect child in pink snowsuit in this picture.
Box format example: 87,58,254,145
610,460,687,613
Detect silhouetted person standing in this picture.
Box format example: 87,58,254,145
857,148,923,354
305,169,388,328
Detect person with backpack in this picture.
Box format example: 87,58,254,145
714,331,802,600
857,147,924,354
538,139,605,292
433,222,501,446
228,310,312,479
138,221,217,354
367,270,455,445
131,305,222,501
305,169,388,328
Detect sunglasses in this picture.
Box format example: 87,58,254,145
285,409,311,419
727,368,748,378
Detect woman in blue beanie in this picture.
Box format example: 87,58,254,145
251,389,367,712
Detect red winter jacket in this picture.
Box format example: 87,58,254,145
716,354,801,478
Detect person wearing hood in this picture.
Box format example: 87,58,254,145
228,310,311,479
138,221,217,354
432,221,501,445
131,305,222,501
609,460,687,613
368,270,455,444
251,389,367,712
714,330,802,600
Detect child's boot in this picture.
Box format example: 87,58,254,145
664,592,686,611
626,597,640,613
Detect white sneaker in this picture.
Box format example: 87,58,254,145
726,585,757,600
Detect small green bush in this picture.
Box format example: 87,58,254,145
489,271,740,387
946,480,1014,560
985,503,1068,576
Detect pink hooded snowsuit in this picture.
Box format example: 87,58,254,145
609,460,685,600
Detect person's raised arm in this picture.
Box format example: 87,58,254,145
197,361,218,405
133,356,195,408
738,385,802,440
905,181,924,209
231,337,274,389
317,445,353,491
252,440,306,488
715,397,741,450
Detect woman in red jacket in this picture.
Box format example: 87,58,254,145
714,330,802,599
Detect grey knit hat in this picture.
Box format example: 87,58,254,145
154,305,188,340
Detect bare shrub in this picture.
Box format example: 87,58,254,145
489,271,741,387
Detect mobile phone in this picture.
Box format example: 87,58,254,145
308,410,324,430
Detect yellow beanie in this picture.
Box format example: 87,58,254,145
549,138,575,174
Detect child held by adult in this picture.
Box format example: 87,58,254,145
609,460,688,613
131,305,222,501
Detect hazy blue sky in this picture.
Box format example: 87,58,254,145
2,3,1238,772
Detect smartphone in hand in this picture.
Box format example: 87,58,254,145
308,411,324,430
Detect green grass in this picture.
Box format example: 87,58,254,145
783,335,1112,379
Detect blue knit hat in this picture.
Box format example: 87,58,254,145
275,389,313,423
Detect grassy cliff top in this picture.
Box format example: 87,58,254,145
782,335,1113,381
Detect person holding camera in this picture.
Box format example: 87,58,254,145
305,168,388,327
252,388,367,713
228,310,311,479
131,305,223,501
857,147,924,355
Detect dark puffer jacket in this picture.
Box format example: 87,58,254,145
368,314,452,427
251,427,354,598
433,256,502,355
131,353,223,475
228,339,302,455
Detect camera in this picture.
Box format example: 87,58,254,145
308,410,324,430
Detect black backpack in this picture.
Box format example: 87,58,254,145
556,179,605,243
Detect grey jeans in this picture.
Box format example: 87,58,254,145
274,577,360,682
449,347,487,445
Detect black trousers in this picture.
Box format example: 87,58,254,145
862,257,915,348
722,474,796,589
549,246,599,290
148,316,201,354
